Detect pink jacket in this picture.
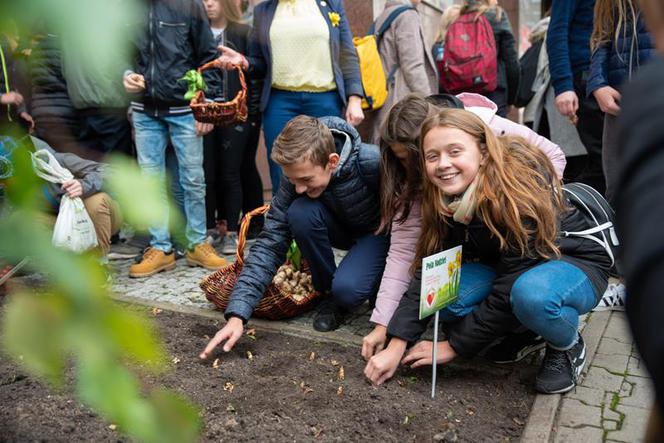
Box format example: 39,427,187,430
370,93,567,326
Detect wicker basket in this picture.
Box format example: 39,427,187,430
190,61,248,126
200,205,320,320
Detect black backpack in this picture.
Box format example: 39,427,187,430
514,39,543,108
561,183,622,275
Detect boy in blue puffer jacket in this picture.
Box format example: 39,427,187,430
201,115,389,358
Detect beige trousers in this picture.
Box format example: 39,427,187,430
81,192,122,255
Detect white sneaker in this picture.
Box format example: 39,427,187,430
221,232,239,255
594,282,626,311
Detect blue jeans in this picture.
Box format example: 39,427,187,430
511,260,597,350
133,112,206,252
262,89,343,194
287,197,389,309
439,263,497,322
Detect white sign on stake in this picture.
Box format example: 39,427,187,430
420,245,462,399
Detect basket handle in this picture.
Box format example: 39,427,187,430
236,204,270,266
196,62,247,100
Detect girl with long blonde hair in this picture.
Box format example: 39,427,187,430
365,109,612,394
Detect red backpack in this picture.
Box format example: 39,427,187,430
439,12,497,94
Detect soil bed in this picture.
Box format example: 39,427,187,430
1,306,536,442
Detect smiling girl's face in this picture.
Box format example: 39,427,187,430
422,126,485,196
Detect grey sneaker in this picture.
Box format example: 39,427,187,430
221,232,239,255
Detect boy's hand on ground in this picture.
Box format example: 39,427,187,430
361,324,387,361
124,73,146,93
345,95,364,126
554,90,579,117
216,45,248,71
61,180,83,199
401,340,457,368
592,86,621,116
199,316,244,359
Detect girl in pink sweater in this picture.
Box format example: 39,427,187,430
361,92,566,360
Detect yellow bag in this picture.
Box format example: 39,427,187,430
352,5,414,111
353,35,388,111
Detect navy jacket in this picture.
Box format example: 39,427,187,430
245,0,363,112
586,11,655,96
546,0,595,95
128,0,221,115
225,117,381,321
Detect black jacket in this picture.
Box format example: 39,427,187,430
484,6,520,105
225,117,381,321
387,203,611,357
617,56,664,412
128,0,221,115
218,22,261,119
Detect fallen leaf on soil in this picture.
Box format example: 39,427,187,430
213,358,220,369
338,366,345,381
466,408,475,416
337,386,343,396
224,418,239,429
204,334,210,340
226,404,236,413
330,359,339,366
397,380,404,387
223,382,234,393
512,417,524,426
151,307,162,316
313,427,324,438
246,351,253,360
299,381,314,394
108,424,117,431
246,328,256,340
402,415,411,425
172,357,181,364
309,352,316,361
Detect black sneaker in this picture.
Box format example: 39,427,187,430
312,299,344,332
485,330,546,364
535,335,586,394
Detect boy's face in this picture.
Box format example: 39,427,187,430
282,154,340,199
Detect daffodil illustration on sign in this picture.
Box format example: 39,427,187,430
328,11,340,27
419,245,462,319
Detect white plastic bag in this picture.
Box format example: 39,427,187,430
31,149,98,252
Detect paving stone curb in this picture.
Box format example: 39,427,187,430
521,310,612,442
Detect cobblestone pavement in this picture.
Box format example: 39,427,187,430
549,310,654,443
108,244,655,442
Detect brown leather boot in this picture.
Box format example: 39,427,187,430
185,242,228,270
128,247,176,278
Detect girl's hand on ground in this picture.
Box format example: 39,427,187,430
592,86,621,116
199,316,244,359
1,91,24,106
361,324,387,361
61,179,83,199
401,340,457,368
345,95,364,126
217,45,248,71
364,339,407,385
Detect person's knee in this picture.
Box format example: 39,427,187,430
287,198,325,238
511,275,554,323
331,276,372,309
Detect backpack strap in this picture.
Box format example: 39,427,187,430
373,6,414,47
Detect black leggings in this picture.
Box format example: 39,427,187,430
203,119,263,231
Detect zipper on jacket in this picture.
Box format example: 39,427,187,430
149,6,156,117
158,21,186,27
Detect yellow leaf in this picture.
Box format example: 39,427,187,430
108,424,117,431
246,351,253,361
212,358,220,369
338,366,345,381
172,357,180,364
223,382,234,393
309,352,316,361
336,386,343,396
